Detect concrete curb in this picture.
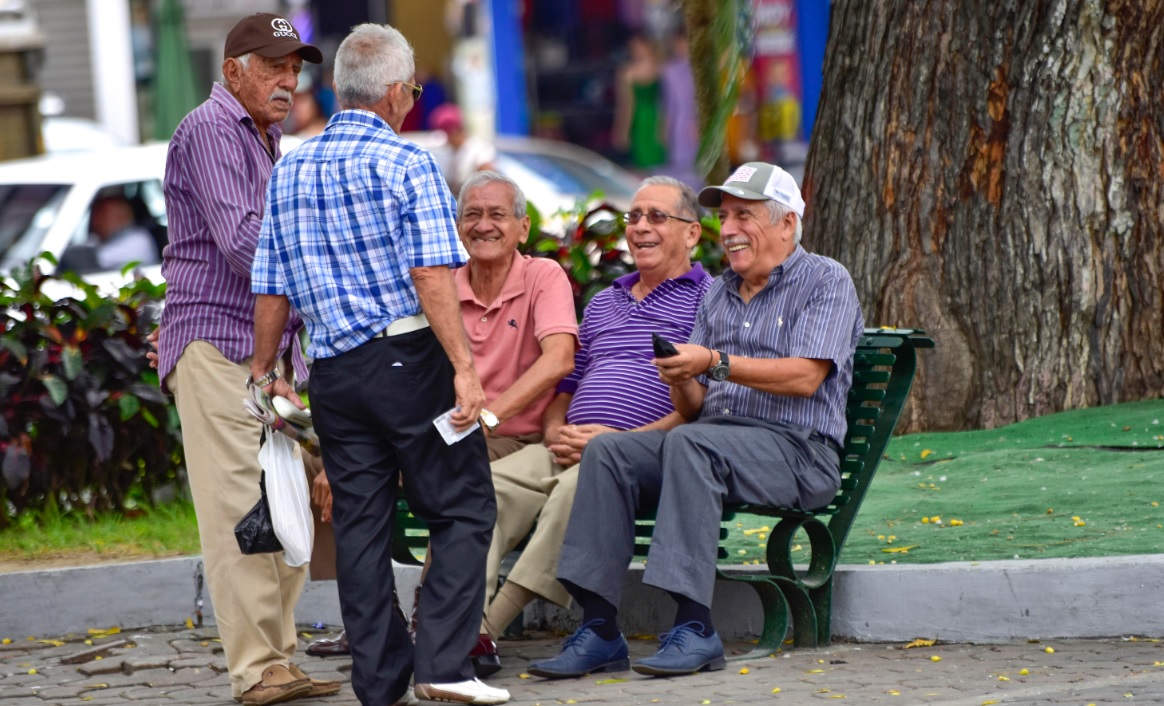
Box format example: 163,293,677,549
4,554,1163,641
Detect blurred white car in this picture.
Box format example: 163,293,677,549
0,133,638,297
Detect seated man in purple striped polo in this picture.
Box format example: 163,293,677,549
477,176,713,666
529,162,864,679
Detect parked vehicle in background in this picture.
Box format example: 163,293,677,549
0,134,638,296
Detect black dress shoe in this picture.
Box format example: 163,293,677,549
470,633,501,678
306,631,349,657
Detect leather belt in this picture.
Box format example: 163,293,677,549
371,313,429,338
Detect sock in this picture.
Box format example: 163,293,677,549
669,591,714,636
482,581,538,638
561,579,619,640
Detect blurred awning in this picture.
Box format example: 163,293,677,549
152,0,199,141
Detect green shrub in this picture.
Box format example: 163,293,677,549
0,256,181,528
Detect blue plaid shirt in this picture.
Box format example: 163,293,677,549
253,110,468,359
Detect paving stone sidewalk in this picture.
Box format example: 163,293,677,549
3,625,1164,705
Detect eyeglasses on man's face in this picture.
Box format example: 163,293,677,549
624,209,696,226
390,81,423,101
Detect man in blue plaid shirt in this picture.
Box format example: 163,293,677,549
250,23,509,706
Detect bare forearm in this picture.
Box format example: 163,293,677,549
411,265,475,373
724,356,831,398
489,334,574,423
669,379,706,421
251,294,291,379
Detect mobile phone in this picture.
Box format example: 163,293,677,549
652,333,680,358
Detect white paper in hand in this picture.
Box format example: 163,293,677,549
433,407,480,445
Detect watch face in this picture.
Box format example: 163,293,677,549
480,410,499,429
709,365,730,382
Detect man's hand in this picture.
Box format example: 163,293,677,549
145,328,160,370
654,343,714,385
547,423,617,467
263,377,306,410
312,467,333,523
449,370,486,431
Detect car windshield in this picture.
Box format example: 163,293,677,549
495,150,636,202
0,183,70,270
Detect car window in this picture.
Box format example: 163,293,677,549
0,183,70,270
495,151,637,201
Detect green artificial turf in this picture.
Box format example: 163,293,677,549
723,398,1164,565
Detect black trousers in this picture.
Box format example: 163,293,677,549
310,328,495,705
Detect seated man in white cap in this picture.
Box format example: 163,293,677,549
528,162,864,679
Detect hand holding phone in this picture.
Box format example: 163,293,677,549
652,333,679,358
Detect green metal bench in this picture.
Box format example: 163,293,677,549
708,328,933,658
393,328,934,656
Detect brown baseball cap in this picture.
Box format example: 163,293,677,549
224,13,322,64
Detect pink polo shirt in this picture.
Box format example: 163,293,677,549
457,252,579,436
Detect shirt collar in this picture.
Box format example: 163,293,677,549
326,109,395,133
457,250,528,307
722,245,806,288
614,262,709,290
210,82,283,142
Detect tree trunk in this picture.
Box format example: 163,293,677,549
808,0,1164,432
682,0,741,184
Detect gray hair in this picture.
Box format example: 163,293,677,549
765,200,803,244
457,171,528,219
637,175,701,222
334,24,415,110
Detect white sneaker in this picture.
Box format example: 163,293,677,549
394,685,420,706
414,678,510,704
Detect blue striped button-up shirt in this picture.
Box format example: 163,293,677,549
158,83,302,390
690,246,864,446
252,110,467,360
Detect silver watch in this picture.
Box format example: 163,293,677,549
707,350,730,382
479,409,500,432
247,369,279,389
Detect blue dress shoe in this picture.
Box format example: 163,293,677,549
632,622,727,676
527,620,630,679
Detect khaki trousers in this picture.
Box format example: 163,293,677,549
486,443,578,608
168,341,307,697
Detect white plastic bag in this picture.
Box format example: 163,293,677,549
259,429,314,567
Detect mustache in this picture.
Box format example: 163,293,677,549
269,88,294,103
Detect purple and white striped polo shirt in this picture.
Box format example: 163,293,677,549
157,83,301,390
690,246,864,447
560,264,712,429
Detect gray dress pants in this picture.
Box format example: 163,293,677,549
557,416,840,609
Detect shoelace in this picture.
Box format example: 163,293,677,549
562,619,607,649
656,621,706,651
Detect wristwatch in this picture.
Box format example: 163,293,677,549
479,409,500,432
707,350,731,382
246,369,279,389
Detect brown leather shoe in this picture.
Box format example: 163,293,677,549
240,664,312,706
305,631,350,657
288,663,341,698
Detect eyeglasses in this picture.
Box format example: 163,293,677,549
625,209,696,226
390,81,423,101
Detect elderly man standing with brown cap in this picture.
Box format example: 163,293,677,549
155,14,334,706
529,162,864,680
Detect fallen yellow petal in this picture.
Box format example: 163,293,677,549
518,673,530,679
701,701,711,705
807,668,824,674
982,701,998,705
28,668,37,675
950,519,964,526
87,627,121,636
921,517,930,524
1044,646,1055,654
742,527,770,535
882,546,919,554
904,638,936,649
94,655,103,660
887,690,900,696
36,640,65,646
921,449,933,459
772,688,781,694
185,618,195,629
930,655,942,662
1019,668,1029,675
1,638,9,645
594,678,626,684
931,516,941,524
997,675,1009,681
737,667,750,674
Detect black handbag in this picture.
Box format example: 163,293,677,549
234,469,284,554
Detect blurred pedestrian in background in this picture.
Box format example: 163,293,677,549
430,102,497,197
612,33,666,171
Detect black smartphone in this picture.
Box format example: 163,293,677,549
652,333,680,358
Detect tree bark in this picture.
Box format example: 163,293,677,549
808,0,1164,432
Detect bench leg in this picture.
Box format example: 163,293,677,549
772,577,822,648
715,571,789,660
809,580,834,646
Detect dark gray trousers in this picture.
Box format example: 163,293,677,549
310,328,495,705
557,416,840,610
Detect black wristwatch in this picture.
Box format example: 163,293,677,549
707,350,730,381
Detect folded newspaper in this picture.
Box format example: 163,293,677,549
244,385,321,457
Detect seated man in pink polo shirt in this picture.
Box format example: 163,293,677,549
455,172,579,461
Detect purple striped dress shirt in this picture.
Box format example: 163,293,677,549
158,83,302,391
559,264,712,429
